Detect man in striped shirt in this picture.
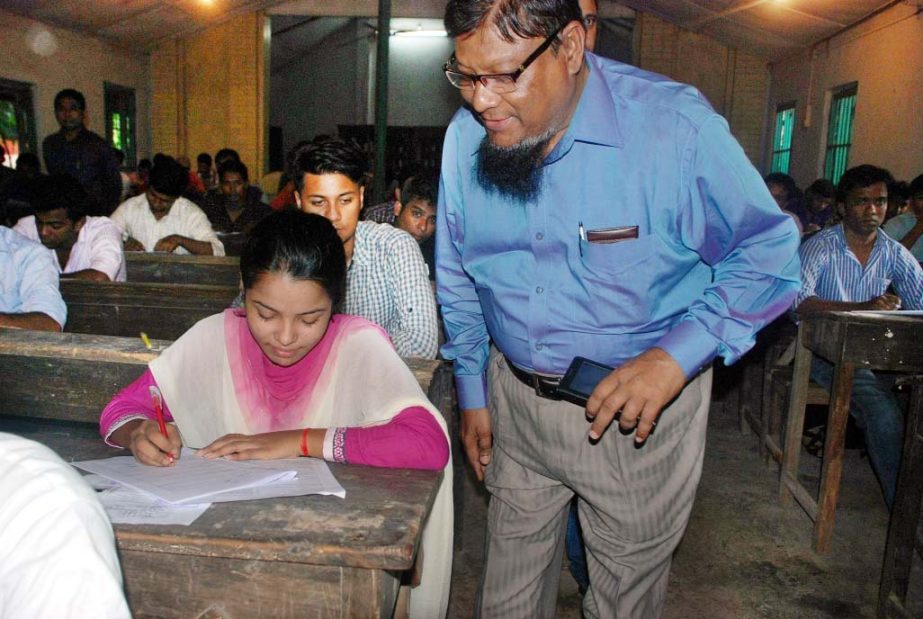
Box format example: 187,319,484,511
795,164,923,507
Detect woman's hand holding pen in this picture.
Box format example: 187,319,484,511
127,420,182,467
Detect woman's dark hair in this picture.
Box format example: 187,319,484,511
444,0,581,45
286,136,368,192
240,210,347,311
148,157,189,197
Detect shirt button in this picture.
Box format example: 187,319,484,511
536,286,543,294
535,232,544,240
535,343,544,351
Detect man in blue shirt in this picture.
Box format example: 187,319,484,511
0,225,67,331
437,1,801,616
882,173,923,262
796,164,923,508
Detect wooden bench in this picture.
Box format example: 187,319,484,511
61,279,239,340
125,252,240,286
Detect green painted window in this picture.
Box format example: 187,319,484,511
824,85,858,186
104,83,136,166
770,104,795,174
0,77,37,169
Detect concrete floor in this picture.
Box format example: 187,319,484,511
447,396,905,618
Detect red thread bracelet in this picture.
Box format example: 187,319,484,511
300,428,310,457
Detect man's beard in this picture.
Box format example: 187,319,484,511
475,129,557,204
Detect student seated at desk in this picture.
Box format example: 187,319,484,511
110,156,224,256
13,174,126,282
0,225,66,332
100,210,452,617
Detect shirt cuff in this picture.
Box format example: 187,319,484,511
103,414,148,448
655,319,719,379
455,372,488,410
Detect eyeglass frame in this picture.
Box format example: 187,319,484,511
442,23,567,91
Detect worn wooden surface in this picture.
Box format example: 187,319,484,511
779,311,923,554
0,417,437,619
126,253,240,286
61,279,238,340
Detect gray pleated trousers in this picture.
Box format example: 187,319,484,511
476,351,712,619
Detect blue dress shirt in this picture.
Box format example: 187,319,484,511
0,225,67,328
436,53,802,409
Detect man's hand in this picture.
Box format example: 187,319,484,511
460,407,492,481
154,235,183,253
585,348,686,444
123,237,145,252
864,293,901,311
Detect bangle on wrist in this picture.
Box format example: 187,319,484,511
300,427,310,457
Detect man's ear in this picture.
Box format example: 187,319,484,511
393,200,403,217
559,20,586,75
73,216,87,233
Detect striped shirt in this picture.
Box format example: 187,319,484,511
796,223,923,309
345,221,438,358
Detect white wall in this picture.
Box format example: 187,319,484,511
386,34,458,127
0,8,151,166
766,4,923,186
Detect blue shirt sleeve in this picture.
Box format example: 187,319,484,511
655,115,802,376
15,241,67,328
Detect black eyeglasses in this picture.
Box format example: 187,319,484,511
443,23,565,94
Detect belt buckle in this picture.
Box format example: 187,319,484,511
532,375,559,399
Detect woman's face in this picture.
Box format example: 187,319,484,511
244,271,333,367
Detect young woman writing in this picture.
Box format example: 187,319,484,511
100,210,452,617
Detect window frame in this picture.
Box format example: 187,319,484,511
770,102,796,174
0,77,37,169
823,83,858,186
104,81,137,167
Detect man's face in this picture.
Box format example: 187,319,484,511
395,198,437,244
220,172,248,204
146,188,179,221
579,0,599,52
911,192,923,218
767,183,789,211
55,97,85,132
809,195,833,214
841,182,888,237
35,208,80,250
453,24,581,150
296,173,363,252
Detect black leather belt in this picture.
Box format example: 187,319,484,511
505,357,562,400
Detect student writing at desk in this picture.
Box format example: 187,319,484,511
99,210,452,617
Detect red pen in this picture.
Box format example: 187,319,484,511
149,385,167,438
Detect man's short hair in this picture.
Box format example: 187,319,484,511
908,173,923,198
287,136,368,192
218,159,249,182
53,89,86,111
400,175,438,209
444,0,582,46
763,172,798,198
804,178,835,201
197,152,213,166
836,165,894,204
16,153,40,174
30,174,89,222
214,148,241,167
148,157,189,197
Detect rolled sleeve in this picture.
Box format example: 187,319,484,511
17,243,67,328
185,207,225,256
86,220,126,281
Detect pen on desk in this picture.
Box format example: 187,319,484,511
140,332,152,350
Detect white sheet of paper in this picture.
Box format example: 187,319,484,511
203,458,346,502
97,485,211,526
74,448,296,504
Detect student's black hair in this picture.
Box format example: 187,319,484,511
287,136,368,192
29,174,88,222
444,0,581,48
763,172,798,199
240,210,347,311
54,88,86,111
16,153,41,174
138,158,152,172
400,174,438,210
197,152,212,166
218,159,249,182
215,148,241,167
148,157,189,197
804,178,836,201
836,165,894,204
909,174,923,198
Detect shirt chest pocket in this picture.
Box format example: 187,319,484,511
578,234,659,280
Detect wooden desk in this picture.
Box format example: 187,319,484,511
0,417,440,618
779,311,923,553
125,253,240,286
61,280,239,340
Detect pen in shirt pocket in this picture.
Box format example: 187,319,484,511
578,221,587,257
